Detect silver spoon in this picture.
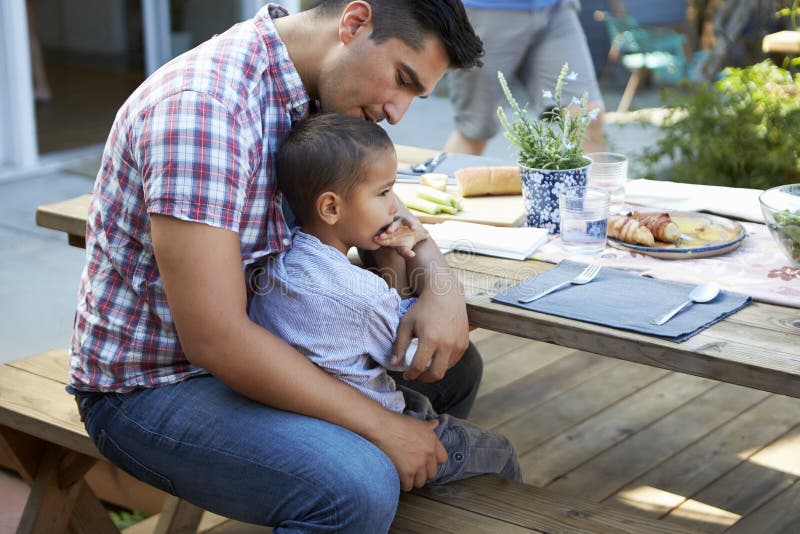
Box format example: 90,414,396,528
651,282,720,325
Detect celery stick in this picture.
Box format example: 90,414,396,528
401,195,441,215
417,186,460,209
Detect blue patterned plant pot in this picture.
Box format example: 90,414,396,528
520,161,591,234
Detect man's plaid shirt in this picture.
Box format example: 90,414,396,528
70,5,307,392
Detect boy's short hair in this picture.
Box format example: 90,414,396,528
277,114,395,224
313,0,483,69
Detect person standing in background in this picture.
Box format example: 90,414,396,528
444,0,605,156
26,0,52,103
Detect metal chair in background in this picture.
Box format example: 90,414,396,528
594,0,753,113
594,8,704,112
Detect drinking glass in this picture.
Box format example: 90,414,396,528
559,186,610,255
586,152,628,214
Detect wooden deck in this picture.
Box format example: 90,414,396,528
132,330,800,533
468,329,800,534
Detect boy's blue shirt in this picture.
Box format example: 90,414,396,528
248,230,413,413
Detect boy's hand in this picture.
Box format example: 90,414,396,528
374,215,428,258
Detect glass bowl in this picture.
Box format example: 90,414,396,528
759,184,800,267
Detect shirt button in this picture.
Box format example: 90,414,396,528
282,238,291,246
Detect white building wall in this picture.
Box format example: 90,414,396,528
0,0,38,172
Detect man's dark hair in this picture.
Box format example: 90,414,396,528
314,0,483,69
276,114,395,224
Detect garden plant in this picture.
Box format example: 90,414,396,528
639,60,800,189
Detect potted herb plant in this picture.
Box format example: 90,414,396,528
497,63,599,233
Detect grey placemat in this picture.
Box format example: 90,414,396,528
432,153,514,176
491,260,751,343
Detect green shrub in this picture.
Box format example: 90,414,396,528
108,508,149,530
639,60,800,189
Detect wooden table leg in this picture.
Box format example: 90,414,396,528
3,426,204,534
0,426,45,484
17,444,86,533
68,482,121,534
154,496,203,534
67,235,86,249
1,428,119,534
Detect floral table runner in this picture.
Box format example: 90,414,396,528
531,221,800,309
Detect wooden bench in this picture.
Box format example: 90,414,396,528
0,350,204,533
1,350,692,533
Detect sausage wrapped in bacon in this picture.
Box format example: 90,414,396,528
629,212,681,243
608,216,655,246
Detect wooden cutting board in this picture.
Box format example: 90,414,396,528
394,182,525,227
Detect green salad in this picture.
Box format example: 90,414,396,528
771,209,800,264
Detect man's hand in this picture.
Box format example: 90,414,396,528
392,272,469,382
371,413,448,491
374,215,428,258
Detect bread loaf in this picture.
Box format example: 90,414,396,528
454,166,521,197
608,215,655,246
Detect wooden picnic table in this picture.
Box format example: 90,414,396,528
35,145,800,400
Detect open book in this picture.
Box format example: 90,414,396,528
425,221,549,261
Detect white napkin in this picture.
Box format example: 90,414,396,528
425,221,549,261
624,179,764,223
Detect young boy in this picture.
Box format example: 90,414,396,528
249,113,521,484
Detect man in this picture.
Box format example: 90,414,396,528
444,0,605,156
69,1,483,531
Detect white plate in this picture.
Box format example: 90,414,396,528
607,211,746,259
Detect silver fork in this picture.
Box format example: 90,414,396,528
518,263,601,303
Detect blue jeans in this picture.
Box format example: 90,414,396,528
75,343,483,533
